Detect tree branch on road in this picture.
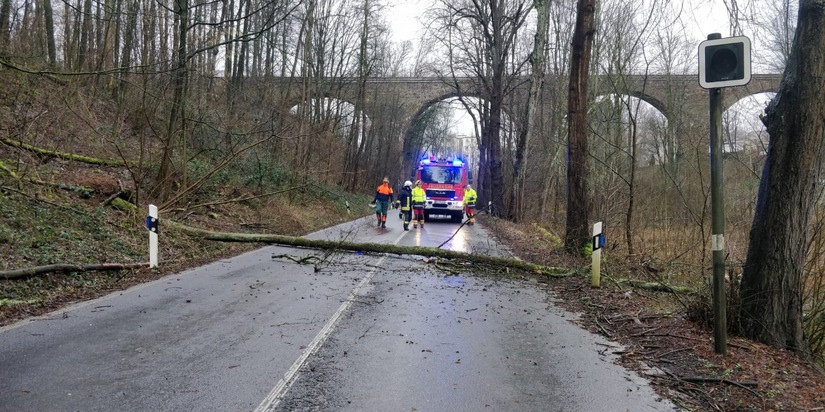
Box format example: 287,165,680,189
165,220,574,278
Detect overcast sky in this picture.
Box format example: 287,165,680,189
384,0,784,72
386,0,734,41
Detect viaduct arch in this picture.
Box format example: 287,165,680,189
269,74,782,139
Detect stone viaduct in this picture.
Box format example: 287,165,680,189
269,74,782,137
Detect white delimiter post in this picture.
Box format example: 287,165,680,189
592,222,602,287
149,204,158,268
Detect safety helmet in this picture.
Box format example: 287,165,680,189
382,177,389,183
404,180,412,187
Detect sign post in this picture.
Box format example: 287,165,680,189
147,204,158,269
708,80,727,355
698,33,750,355
592,222,604,287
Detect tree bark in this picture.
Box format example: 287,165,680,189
740,0,825,352
164,220,575,277
510,0,549,222
0,222,578,280
345,0,368,191
486,0,508,218
1,137,127,166
156,0,190,201
41,0,56,66
77,0,93,69
0,263,148,280
0,0,10,51
116,0,139,100
564,0,596,255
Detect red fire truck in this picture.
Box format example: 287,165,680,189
416,156,468,223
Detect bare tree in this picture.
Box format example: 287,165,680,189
758,0,797,72
41,0,56,66
564,0,596,254
154,0,191,200
508,0,550,222
428,0,530,217
77,0,93,69
740,0,825,352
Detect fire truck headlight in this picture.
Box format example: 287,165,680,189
455,201,463,208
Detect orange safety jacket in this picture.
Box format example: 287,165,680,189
375,183,393,202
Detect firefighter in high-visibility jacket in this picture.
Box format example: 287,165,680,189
411,180,426,228
374,177,394,228
464,184,477,225
395,180,413,231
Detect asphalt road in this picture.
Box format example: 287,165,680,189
0,214,675,412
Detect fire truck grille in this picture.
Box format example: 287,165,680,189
426,189,456,198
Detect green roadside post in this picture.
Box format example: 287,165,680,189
709,82,727,355
698,33,751,355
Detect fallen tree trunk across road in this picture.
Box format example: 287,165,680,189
0,263,148,280
0,221,575,280
165,220,575,278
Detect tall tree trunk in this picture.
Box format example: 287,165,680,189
160,1,170,70
296,0,316,179
77,0,92,69
156,0,189,201
345,0,369,191
141,0,155,69
17,0,28,50
0,0,10,52
62,2,73,68
510,0,549,222
740,0,825,352
41,0,56,66
111,0,122,70
116,0,138,100
625,102,638,256
234,0,249,88
95,0,115,72
487,0,507,218
478,101,492,210
564,0,596,255
94,0,102,68
223,0,234,80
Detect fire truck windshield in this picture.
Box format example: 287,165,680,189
421,166,463,184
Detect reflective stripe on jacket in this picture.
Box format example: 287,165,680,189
464,188,477,207
396,187,412,211
411,187,426,208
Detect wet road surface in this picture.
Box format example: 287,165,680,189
0,214,675,411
